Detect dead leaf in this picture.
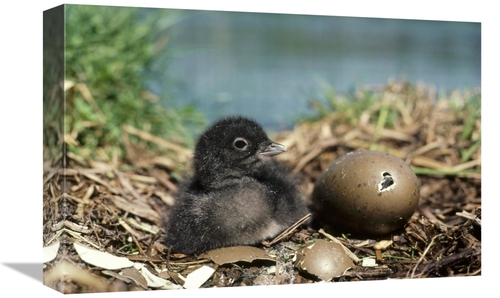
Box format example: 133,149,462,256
43,241,60,263
43,259,109,292
373,240,393,250
73,242,134,270
121,267,148,289
183,265,216,289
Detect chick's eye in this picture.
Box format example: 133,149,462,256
233,138,248,150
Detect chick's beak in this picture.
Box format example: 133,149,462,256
259,142,287,156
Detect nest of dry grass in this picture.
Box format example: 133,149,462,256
43,81,481,293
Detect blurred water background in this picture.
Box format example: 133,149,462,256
146,9,481,131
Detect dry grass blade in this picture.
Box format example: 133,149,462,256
262,213,312,247
122,124,192,161
318,229,360,263
112,195,161,223
117,218,146,255
293,139,339,174
409,233,443,278
75,82,106,123
114,170,147,202
456,210,482,226
82,172,121,194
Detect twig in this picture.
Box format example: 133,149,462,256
419,247,479,276
145,232,163,257
456,210,482,226
262,213,312,247
116,217,146,255
418,205,453,232
114,169,147,202
409,233,442,278
318,229,360,263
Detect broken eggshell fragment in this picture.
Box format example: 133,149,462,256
294,239,354,281
198,246,275,265
312,150,420,235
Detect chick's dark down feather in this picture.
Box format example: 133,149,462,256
165,116,308,254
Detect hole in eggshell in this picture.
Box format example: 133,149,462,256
379,172,395,191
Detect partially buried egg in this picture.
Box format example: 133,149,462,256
312,150,420,235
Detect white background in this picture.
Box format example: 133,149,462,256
1,0,496,297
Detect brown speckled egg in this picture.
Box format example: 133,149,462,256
312,150,420,235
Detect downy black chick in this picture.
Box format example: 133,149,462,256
165,116,308,255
